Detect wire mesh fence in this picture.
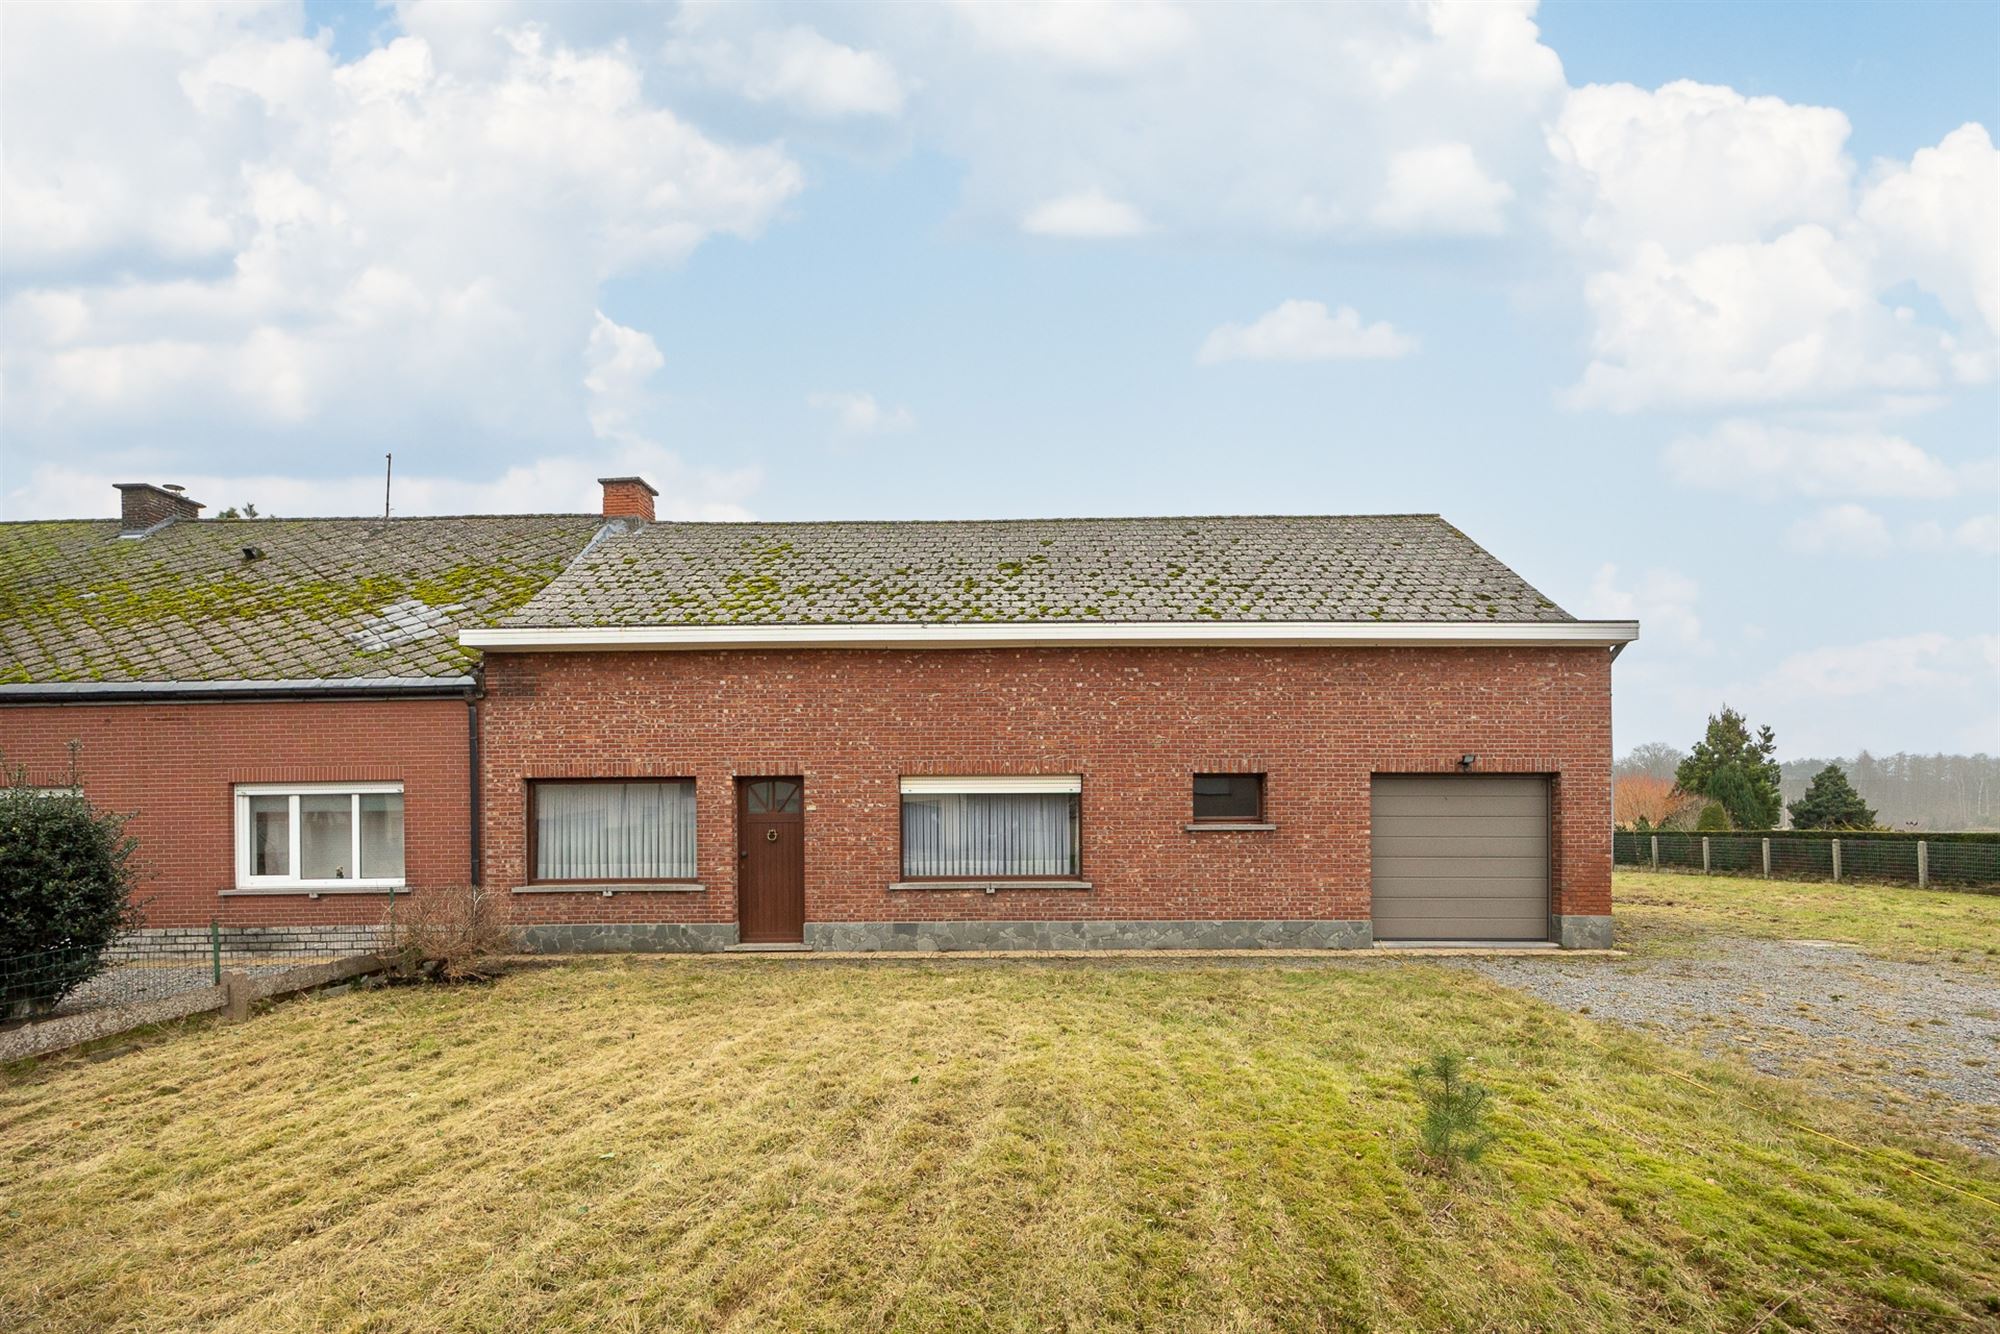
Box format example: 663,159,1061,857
1615,831,1999,891
1,924,375,1027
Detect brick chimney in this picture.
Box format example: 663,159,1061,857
598,475,658,523
115,482,204,535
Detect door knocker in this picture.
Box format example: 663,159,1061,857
765,828,780,842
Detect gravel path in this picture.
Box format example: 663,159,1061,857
1461,939,2000,1156
46,957,333,1018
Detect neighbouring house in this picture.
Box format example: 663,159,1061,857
0,481,606,952
1,476,1637,954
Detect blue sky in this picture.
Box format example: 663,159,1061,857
2,1,1994,760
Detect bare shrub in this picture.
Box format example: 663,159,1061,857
1613,774,1703,831
385,885,510,982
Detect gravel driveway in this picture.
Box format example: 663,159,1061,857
1461,939,2000,1156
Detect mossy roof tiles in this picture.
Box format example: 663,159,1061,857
0,515,602,684
501,515,1572,628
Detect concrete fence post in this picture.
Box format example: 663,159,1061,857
1761,837,1771,878
1917,840,1928,888
1831,839,1842,883
1650,835,1659,870
222,971,253,1023
1701,836,1711,873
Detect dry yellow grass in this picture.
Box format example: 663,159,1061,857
1615,869,2000,975
2,958,1997,1331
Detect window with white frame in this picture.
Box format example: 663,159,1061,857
900,776,1081,879
234,783,405,889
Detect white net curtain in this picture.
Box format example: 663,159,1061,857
900,779,1080,877
535,781,697,880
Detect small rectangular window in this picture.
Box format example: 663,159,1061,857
1192,773,1264,823
900,776,1081,879
532,780,697,882
234,784,404,888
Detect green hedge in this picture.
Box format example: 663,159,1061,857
1614,830,1998,889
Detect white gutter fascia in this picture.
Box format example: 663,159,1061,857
460,621,1640,652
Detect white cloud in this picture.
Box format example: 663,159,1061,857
1909,514,2000,556
0,8,801,489
1549,80,1995,412
1785,503,1894,555
582,313,666,409
807,390,915,438
1663,420,1962,499
1020,190,1151,239
895,2,1563,241
1586,563,1706,650
1197,300,1416,365
1549,81,1854,256
1371,143,1514,235
4,306,758,521
1566,227,1953,412
1765,633,1965,699
1717,633,2000,755
950,0,1195,73
1859,123,2000,337
666,21,907,119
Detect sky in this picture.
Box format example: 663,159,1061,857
1,0,1995,760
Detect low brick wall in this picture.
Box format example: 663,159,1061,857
110,925,387,959
0,954,386,1063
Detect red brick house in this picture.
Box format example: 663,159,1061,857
0,482,604,953
2,477,1637,953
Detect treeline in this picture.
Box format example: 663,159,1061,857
1616,745,2000,832
1779,753,2000,832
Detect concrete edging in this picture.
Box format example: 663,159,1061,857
508,947,1626,965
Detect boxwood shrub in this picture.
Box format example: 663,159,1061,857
0,782,140,1012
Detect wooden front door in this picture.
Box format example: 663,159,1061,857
737,777,805,944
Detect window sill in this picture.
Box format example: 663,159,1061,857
887,879,1093,894
1184,822,1277,833
221,883,406,897
512,882,707,896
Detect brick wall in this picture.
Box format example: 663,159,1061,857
0,697,471,929
478,645,1614,930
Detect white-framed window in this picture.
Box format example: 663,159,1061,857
233,782,405,890
899,776,1081,879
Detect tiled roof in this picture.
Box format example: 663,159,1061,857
0,515,603,684
502,515,1571,627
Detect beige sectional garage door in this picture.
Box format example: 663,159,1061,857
1370,775,1550,942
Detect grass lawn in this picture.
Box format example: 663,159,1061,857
1615,869,2000,975
4,960,1997,1332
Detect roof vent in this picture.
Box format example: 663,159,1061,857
598,476,658,523
114,482,204,536
242,545,266,562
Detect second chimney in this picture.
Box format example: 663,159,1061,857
598,476,658,523
115,482,204,535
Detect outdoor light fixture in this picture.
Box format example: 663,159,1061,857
1458,754,1477,769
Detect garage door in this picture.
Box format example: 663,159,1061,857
1370,775,1550,942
